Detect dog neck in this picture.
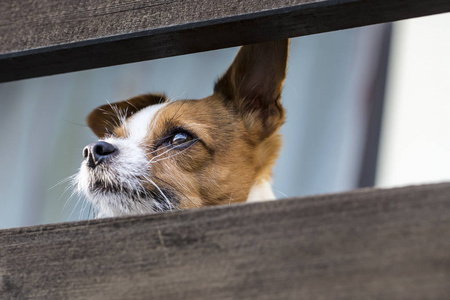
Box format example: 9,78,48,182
246,180,276,202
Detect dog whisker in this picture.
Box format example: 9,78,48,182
148,146,175,163
154,175,199,209
143,175,175,211
150,140,198,163
48,174,77,191
68,192,84,220
62,188,78,213
60,184,77,210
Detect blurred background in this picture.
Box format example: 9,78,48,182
1,13,449,229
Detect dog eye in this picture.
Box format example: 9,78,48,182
170,132,193,147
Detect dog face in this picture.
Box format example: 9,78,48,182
76,40,288,217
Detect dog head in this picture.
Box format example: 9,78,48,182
76,40,289,217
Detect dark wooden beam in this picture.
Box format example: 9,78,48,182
358,24,392,187
1,183,450,299
2,0,450,82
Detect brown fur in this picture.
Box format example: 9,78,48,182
86,40,288,210
87,94,166,137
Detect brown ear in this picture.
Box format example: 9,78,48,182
214,39,289,139
87,93,166,138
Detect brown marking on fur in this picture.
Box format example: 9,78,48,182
87,94,166,138
129,97,258,208
84,40,289,211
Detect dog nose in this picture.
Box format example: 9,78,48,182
83,141,117,169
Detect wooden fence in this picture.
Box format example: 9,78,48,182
1,0,450,299
2,0,450,82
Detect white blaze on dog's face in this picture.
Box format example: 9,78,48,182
76,40,289,217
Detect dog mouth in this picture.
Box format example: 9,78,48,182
88,177,177,212
91,180,148,199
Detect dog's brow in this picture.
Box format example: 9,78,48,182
126,103,167,142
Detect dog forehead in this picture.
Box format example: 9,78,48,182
126,102,167,140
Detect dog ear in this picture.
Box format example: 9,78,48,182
87,93,167,138
214,39,288,140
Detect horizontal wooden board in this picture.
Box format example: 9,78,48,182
1,182,450,299
1,0,450,82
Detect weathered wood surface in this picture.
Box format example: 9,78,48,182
1,183,450,299
2,0,450,82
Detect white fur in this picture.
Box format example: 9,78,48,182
246,180,276,202
76,103,168,217
126,103,167,143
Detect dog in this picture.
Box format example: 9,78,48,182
76,39,289,218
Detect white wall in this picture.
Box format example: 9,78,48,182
377,13,450,187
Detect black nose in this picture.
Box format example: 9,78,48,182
83,141,117,169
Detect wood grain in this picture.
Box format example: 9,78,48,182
1,182,450,299
2,0,450,82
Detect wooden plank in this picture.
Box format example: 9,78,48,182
358,24,392,187
2,0,450,82
1,183,450,299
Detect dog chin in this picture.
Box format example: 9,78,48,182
76,162,174,218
